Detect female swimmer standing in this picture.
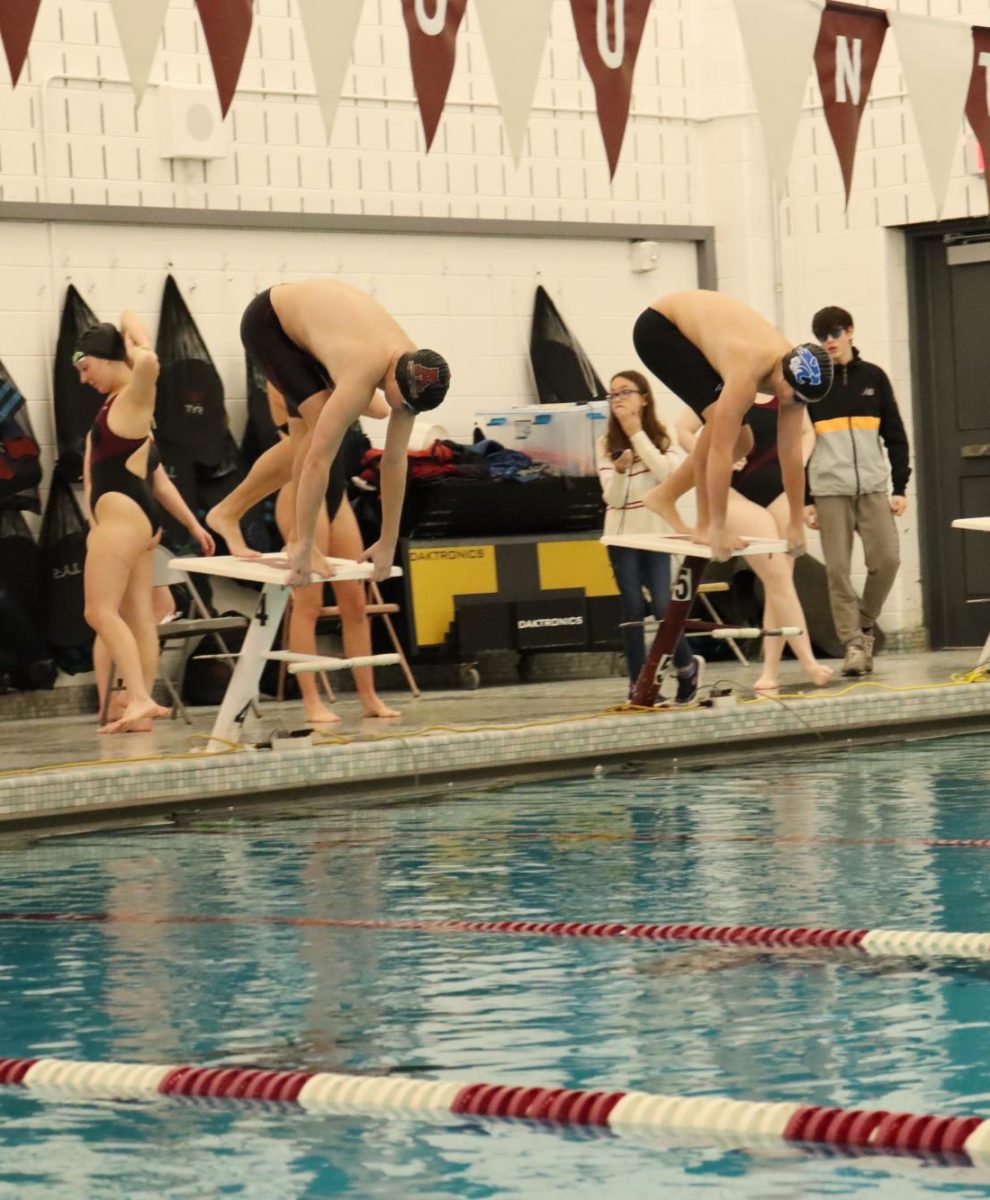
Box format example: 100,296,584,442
77,315,178,733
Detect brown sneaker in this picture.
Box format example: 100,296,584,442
861,631,875,673
842,636,869,676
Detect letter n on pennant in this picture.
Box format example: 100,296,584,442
814,2,887,207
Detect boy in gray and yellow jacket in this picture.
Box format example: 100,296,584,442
805,306,911,676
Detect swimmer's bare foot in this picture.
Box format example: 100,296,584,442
804,664,835,688
99,698,171,734
753,676,780,693
206,504,260,559
360,697,400,718
304,700,342,726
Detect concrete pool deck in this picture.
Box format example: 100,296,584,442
0,648,987,833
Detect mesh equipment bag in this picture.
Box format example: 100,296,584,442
39,473,93,674
154,275,227,468
53,286,103,482
0,360,41,512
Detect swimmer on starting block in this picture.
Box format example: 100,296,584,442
671,401,833,691
632,290,834,563
207,278,451,588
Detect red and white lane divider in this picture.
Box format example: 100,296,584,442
2,911,989,960
2,1056,990,1161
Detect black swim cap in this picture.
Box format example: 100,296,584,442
73,322,126,363
781,342,833,403
396,349,450,413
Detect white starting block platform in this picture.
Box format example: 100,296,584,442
951,519,990,665
171,555,403,748
602,533,788,558
174,552,386,586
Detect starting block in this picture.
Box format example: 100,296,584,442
601,532,791,707
172,554,402,748
951,519,990,666
602,532,788,558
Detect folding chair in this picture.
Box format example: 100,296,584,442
276,578,420,701
100,546,251,726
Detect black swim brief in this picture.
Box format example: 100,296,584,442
632,308,724,418
240,289,333,418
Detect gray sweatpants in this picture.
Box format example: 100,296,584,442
813,493,900,646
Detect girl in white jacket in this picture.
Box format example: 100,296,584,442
598,370,702,703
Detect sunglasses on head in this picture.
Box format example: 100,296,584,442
816,326,848,343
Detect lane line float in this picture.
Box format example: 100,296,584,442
1,1055,989,1162
1,912,989,959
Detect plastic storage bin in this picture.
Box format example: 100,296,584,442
475,402,608,476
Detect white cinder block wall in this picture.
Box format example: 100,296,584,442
2,0,985,647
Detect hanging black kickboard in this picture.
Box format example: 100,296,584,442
53,286,103,483
155,275,227,468
39,474,93,674
0,360,41,513
529,285,606,405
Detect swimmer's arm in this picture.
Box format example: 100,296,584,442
373,405,416,567
778,401,808,554
81,434,93,525
707,379,756,531
295,377,374,558
800,406,815,466
119,311,159,405
151,465,216,554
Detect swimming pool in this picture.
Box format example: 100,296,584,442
1,732,990,1197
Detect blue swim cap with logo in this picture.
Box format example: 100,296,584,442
781,343,833,403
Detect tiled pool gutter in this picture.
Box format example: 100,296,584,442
2,680,989,832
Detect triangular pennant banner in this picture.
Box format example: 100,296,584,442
889,11,972,218
733,0,825,189
400,0,469,151
814,2,887,207
569,0,654,179
109,0,170,105
297,0,365,141
965,27,990,216
0,0,42,86
475,0,554,165
195,0,253,118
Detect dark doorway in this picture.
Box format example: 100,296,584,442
908,218,990,647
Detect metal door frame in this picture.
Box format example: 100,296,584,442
906,215,990,646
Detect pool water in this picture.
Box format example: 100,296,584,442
2,733,990,1197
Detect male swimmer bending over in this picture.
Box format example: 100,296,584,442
208,279,450,587
632,290,833,562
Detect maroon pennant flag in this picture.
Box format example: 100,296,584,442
814,2,887,207
0,0,42,86
401,0,468,151
195,0,253,118
569,0,653,179
966,27,990,214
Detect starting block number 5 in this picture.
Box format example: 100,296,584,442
672,564,694,604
